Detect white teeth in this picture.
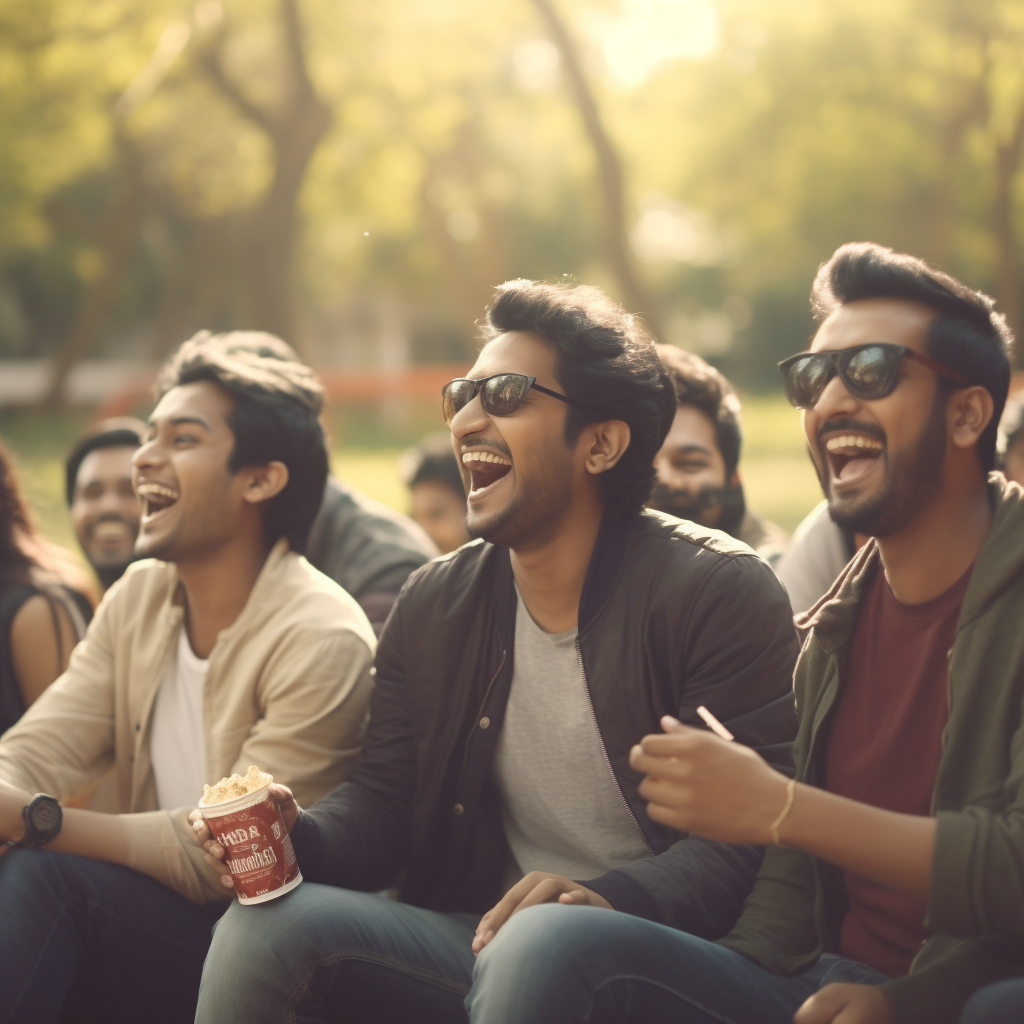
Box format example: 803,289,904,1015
461,451,511,467
137,482,180,501
825,435,883,453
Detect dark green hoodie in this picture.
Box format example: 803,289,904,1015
720,474,1024,1024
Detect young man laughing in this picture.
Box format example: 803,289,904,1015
192,280,799,1024
0,339,375,1024
465,244,1021,1024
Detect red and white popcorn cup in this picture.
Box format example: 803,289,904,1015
198,783,301,905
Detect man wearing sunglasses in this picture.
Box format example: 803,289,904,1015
464,243,1024,1024
192,280,799,1023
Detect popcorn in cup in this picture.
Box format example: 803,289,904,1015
198,767,301,905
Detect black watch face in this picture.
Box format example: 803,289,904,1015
30,799,60,833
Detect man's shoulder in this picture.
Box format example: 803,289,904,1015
631,508,765,564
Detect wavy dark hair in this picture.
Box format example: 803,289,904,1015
0,438,93,596
156,333,328,552
481,281,675,519
655,344,743,478
811,242,1014,471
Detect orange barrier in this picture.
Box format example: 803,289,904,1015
94,362,470,420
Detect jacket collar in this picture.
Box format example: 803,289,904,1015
799,474,1024,654
489,509,636,641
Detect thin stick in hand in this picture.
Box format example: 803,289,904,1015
696,705,734,742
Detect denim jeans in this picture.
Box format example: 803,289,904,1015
466,903,889,1024
958,979,1024,1024
0,848,224,1024
195,885,479,1024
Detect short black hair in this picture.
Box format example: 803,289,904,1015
655,344,743,478
65,417,146,505
481,280,675,519
156,333,328,551
400,434,465,496
810,242,1014,471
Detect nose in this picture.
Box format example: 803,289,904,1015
448,390,490,443
132,435,163,474
811,369,860,421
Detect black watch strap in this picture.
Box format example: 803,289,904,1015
7,793,62,850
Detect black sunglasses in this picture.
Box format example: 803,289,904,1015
778,343,973,410
441,373,576,424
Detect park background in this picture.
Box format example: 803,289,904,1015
2,0,1022,558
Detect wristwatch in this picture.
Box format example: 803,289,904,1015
7,793,62,849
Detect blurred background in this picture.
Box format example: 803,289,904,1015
2,0,1022,552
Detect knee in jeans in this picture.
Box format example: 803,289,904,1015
959,980,1024,1024
477,903,599,977
0,847,68,898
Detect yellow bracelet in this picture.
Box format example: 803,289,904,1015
769,778,797,846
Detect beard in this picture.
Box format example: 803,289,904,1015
647,481,747,536
466,434,576,550
823,393,947,538
93,557,138,590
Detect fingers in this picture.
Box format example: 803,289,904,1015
508,877,569,918
268,783,295,806
473,877,533,953
190,814,212,845
793,985,849,1024
557,889,592,905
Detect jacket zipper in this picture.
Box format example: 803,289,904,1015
575,637,653,854
454,649,507,795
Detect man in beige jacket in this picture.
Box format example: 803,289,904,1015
0,338,375,1024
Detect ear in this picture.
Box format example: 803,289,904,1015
949,386,994,452
582,420,631,476
241,461,290,506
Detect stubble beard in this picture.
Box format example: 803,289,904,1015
824,393,948,539
466,436,576,550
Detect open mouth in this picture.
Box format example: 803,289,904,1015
90,519,135,547
137,481,180,523
462,450,512,494
824,434,884,486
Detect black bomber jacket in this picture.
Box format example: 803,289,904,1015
291,508,800,936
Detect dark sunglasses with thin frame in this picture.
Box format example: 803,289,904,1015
778,343,973,411
441,373,576,424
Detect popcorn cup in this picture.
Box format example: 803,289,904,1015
199,783,301,905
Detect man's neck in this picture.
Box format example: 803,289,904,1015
878,472,991,605
176,537,272,658
510,497,605,634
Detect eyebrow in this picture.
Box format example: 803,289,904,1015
147,415,212,431
671,444,714,457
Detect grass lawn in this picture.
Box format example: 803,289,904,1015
0,395,823,568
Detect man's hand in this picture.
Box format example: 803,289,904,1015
794,983,894,1024
472,872,612,954
188,783,300,890
629,715,789,845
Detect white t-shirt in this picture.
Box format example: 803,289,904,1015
492,586,649,882
149,626,209,811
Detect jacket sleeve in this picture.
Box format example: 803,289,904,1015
586,551,801,935
0,589,118,798
288,593,417,892
880,936,1024,1024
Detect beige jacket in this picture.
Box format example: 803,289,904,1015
0,539,375,905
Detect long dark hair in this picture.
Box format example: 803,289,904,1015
0,438,93,598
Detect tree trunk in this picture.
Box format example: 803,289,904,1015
993,102,1024,347
530,0,661,338
42,131,144,407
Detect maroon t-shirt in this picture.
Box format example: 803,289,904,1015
824,563,972,978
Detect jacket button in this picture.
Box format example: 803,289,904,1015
453,803,464,816
480,717,490,729
135,722,141,732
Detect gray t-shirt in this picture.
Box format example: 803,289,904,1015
492,586,649,882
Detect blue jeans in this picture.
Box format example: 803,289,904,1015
195,885,479,1024
466,903,888,1024
959,979,1024,1023
0,848,224,1024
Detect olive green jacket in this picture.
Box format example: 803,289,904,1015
720,474,1024,1024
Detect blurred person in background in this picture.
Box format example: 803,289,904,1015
0,440,92,735
400,432,470,553
192,280,798,1024
66,418,145,591
775,501,865,614
210,330,437,634
0,338,376,1024
473,244,1024,1024
997,389,1024,486
648,344,789,567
